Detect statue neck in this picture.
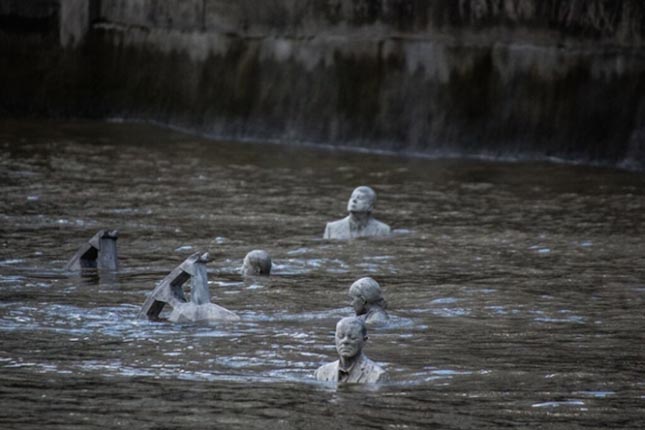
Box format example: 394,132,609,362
349,211,372,229
365,304,382,315
339,352,362,371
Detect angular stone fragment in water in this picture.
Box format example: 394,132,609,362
168,302,239,323
138,251,239,322
65,229,119,271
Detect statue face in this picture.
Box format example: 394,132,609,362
335,320,366,359
349,289,367,315
347,187,374,213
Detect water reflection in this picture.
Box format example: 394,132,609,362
0,120,644,428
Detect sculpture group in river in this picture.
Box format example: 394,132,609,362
66,185,392,385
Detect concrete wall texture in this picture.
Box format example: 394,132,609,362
1,0,644,168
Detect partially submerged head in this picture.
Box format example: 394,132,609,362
241,249,272,276
335,317,368,360
349,277,386,316
347,186,376,213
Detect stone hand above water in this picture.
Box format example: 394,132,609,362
138,251,239,322
65,229,119,271
349,277,389,326
315,317,387,384
323,186,390,240
241,249,272,276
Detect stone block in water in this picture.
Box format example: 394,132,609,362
65,229,119,271
138,251,238,322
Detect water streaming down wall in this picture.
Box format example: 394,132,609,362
1,0,644,168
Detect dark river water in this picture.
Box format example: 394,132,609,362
0,120,644,429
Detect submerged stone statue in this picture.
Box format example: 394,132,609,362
315,317,387,384
137,252,239,323
241,250,272,276
349,277,389,325
324,186,390,240
65,229,119,271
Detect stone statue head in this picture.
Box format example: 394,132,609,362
335,317,368,360
347,186,376,213
349,277,386,315
241,249,272,276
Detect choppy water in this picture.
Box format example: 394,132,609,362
1,120,644,429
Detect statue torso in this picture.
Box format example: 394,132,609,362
315,354,387,384
324,216,390,240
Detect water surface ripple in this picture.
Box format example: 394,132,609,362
0,120,644,429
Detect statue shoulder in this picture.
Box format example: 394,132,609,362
365,308,389,325
368,218,390,235
360,355,388,383
327,217,350,229
324,217,350,239
315,361,338,382
374,218,391,232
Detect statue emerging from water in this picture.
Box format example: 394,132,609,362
349,277,389,325
315,317,387,384
241,250,272,276
324,186,390,240
137,252,239,323
65,229,119,271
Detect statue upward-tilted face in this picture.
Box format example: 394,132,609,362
347,186,376,213
335,317,367,360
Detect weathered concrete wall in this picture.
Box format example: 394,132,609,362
0,0,58,34
95,0,645,45
1,0,644,168
59,0,89,47
97,0,645,44
0,0,58,20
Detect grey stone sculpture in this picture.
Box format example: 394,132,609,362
138,252,239,322
65,229,119,271
315,317,387,384
349,277,389,325
241,249,272,276
323,186,390,240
